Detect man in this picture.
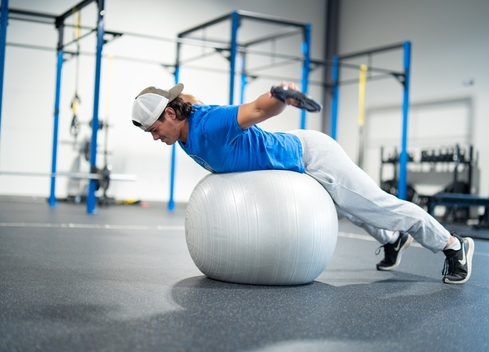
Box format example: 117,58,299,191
131,82,474,284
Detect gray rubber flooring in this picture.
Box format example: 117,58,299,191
1,196,489,352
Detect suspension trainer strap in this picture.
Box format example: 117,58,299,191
357,64,368,168
70,9,82,139
358,64,368,128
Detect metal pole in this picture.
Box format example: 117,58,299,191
0,0,8,163
330,55,339,140
86,0,105,214
48,15,66,207
168,143,177,211
300,24,311,129
398,41,411,200
168,42,181,212
48,49,64,207
229,11,239,105
322,0,339,135
339,42,405,60
240,52,246,104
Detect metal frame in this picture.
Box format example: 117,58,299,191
329,41,411,200
0,0,105,214
168,10,313,211
0,0,8,148
1,6,314,214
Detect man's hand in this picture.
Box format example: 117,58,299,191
268,81,301,106
269,82,322,113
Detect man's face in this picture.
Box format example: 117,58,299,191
146,109,181,145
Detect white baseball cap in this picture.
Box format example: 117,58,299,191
131,83,184,131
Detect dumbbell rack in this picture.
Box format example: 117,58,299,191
379,145,489,237
419,144,473,191
379,144,474,196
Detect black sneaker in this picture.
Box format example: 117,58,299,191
376,232,413,271
442,234,474,284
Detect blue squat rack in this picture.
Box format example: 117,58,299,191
0,0,106,214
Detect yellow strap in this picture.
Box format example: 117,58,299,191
72,9,81,40
358,64,368,127
71,96,78,115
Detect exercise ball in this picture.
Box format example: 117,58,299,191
185,170,338,285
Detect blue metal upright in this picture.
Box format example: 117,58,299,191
239,53,247,104
299,24,311,129
0,0,8,157
167,44,181,212
48,50,64,207
397,41,411,200
86,0,105,214
330,56,339,140
229,11,240,105
168,143,177,211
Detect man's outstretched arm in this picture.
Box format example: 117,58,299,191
237,82,299,130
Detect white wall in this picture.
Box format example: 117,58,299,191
0,0,326,203
3,0,488,206
336,0,489,197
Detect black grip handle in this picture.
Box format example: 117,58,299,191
270,86,322,113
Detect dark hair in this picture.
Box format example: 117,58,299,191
158,96,193,122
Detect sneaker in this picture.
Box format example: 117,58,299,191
376,232,413,271
442,234,474,284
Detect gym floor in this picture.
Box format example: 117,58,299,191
1,196,488,352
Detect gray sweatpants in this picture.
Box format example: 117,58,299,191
290,129,450,253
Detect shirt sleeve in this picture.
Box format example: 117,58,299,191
201,105,247,146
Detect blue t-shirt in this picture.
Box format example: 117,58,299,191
178,104,304,173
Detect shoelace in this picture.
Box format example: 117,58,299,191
442,256,456,275
375,245,384,256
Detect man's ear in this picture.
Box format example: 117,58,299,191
165,107,177,120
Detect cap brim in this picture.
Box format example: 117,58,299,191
168,83,184,101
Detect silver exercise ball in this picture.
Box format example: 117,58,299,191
185,170,338,285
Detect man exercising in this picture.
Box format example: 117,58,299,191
131,81,474,284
